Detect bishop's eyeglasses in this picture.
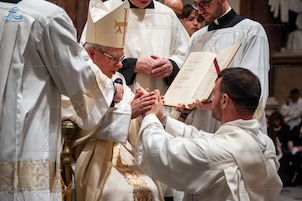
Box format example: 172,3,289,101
95,48,125,64
100,51,125,63
191,0,212,9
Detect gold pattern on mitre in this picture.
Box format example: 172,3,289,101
85,0,129,48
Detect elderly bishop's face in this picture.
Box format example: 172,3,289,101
129,0,153,8
88,47,124,78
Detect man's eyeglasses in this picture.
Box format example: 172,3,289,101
191,0,212,9
96,48,125,63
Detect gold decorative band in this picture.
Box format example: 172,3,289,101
0,159,61,193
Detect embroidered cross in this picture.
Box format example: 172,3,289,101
32,167,43,183
114,8,128,47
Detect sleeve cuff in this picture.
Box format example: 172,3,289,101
164,59,179,85
119,58,137,85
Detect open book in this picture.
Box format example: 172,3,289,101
164,44,241,109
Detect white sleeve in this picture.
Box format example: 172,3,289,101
282,104,302,122
39,13,114,130
169,14,190,68
280,103,290,117
61,95,132,144
165,116,213,138
239,23,270,133
136,114,216,194
96,106,131,144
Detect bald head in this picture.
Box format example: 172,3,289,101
164,0,183,18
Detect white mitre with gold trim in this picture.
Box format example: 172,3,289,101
82,0,129,48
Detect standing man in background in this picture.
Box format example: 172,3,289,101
181,0,270,134
115,0,189,100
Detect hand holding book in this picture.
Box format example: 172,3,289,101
164,44,241,109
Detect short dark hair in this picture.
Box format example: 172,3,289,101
269,111,285,125
217,67,261,113
290,88,300,95
180,4,204,22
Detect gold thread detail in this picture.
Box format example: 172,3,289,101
133,189,153,201
0,160,61,194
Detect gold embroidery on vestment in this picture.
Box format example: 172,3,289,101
114,8,128,47
112,144,146,186
0,160,61,193
123,171,146,186
133,189,153,201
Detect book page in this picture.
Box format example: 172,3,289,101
189,63,217,103
164,51,217,107
216,44,241,69
188,44,241,108
164,44,241,108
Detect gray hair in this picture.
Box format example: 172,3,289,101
83,42,107,52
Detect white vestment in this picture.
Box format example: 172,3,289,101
185,16,270,134
62,73,164,201
0,0,115,200
280,98,302,130
136,115,283,201
111,0,190,93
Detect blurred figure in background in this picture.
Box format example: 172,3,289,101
286,12,302,52
268,111,292,186
163,0,183,18
266,114,282,159
269,111,291,154
287,122,302,186
180,4,205,36
280,88,302,131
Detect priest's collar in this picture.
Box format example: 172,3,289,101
127,0,154,9
0,0,22,3
214,7,231,25
208,8,245,31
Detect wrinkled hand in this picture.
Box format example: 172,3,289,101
131,88,156,119
143,90,164,118
135,57,157,76
113,83,124,103
194,99,212,111
150,55,173,78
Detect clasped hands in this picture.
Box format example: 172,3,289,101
128,87,165,122
132,88,213,122
135,55,173,78
141,89,166,124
